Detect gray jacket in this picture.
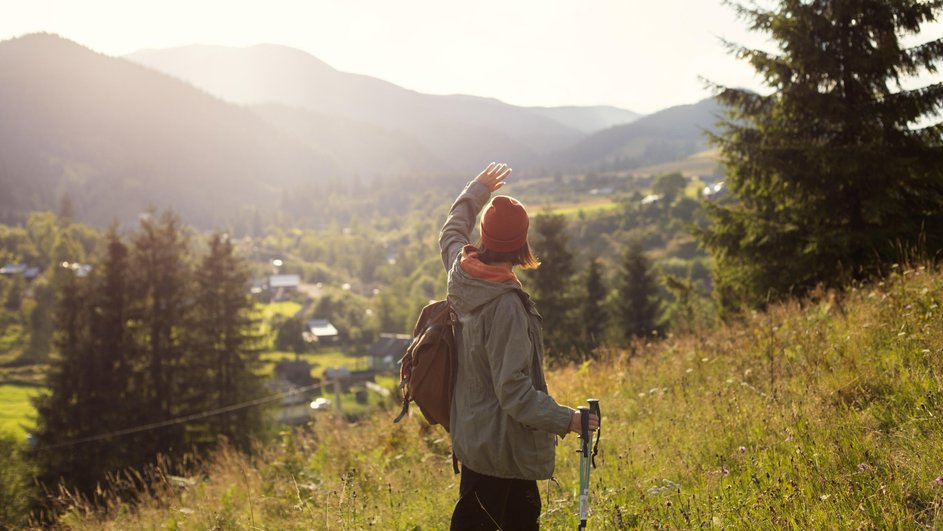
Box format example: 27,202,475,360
440,180,573,480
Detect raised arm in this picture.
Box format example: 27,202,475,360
438,163,512,270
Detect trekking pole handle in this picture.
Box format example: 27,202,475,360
578,406,590,456
587,399,601,426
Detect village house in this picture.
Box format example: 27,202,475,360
306,318,340,344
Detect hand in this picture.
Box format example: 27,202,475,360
474,162,512,192
568,411,599,434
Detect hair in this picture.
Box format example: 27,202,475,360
474,238,541,270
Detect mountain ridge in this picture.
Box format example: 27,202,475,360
0,34,339,227
0,33,724,227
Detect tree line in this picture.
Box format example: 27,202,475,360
30,211,266,508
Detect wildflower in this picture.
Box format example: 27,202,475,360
738,446,746,453
935,477,943,486
722,467,729,476
857,463,868,471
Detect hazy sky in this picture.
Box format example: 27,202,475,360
1,0,937,113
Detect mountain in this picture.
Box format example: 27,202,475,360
526,105,641,134
552,98,722,173
249,103,449,178
126,45,638,173
0,34,338,227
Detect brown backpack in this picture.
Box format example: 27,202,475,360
393,299,457,431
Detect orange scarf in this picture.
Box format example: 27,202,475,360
460,245,521,287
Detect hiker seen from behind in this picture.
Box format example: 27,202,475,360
440,162,600,531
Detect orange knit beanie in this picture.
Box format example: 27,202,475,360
480,196,529,253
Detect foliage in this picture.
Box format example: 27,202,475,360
30,212,268,506
190,233,266,452
525,214,577,360
701,0,943,310
53,265,943,529
0,212,101,364
0,434,34,529
577,257,608,358
616,237,662,342
274,318,308,357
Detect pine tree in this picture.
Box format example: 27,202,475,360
702,0,943,309
87,226,137,469
579,257,608,358
31,268,98,494
129,211,191,458
190,233,264,451
617,238,660,342
526,214,575,360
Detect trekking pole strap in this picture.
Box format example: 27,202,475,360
588,399,601,468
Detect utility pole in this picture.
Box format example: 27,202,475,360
333,367,342,414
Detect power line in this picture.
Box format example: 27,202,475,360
34,381,326,451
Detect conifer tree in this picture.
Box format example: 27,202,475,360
579,257,608,358
526,214,575,360
87,226,137,468
129,211,191,458
702,0,943,309
31,268,98,493
190,233,264,451
617,238,660,341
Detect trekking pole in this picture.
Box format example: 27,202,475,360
577,399,601,530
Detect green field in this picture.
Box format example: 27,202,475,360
257,300,302,321
0,384,41,440
538,198,620,217
258,349,370,377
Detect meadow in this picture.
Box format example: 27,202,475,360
50,265,942,529
0,384,40,440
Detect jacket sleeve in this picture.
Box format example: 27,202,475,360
438,180,492,271
485,295,573,436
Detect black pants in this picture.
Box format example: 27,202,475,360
450,465,541,531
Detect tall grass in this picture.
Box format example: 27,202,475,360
47,267,943,529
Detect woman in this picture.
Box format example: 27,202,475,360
439,162,599,530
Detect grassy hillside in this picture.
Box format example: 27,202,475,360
46,266,943,528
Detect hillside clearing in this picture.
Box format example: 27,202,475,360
59,266,943,529
0,384,40,440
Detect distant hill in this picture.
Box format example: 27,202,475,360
0,34,723,228
526,105,641,134
250,103,449,178
629,149,721,178
0,34,339,227
551,98,722,173
126,45,638,174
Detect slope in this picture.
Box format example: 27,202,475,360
127,44,588,173
55,266,943,528
553,97,722,173
527,104,641,134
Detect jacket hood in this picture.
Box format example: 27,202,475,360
447,257,522,315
